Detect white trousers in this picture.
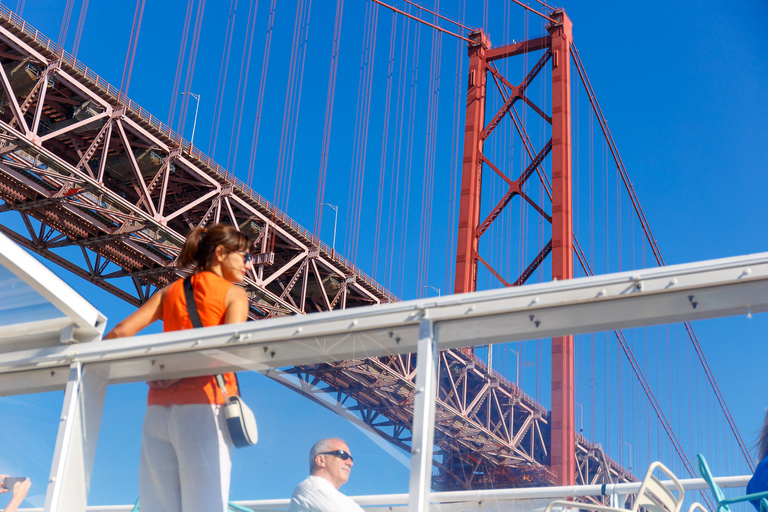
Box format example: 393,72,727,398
139,404,232,512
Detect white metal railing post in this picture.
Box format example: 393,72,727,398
44,361,108,512
407,317,438,512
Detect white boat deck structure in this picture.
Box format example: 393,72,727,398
0,230,766,511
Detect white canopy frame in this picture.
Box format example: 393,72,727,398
0,231,107,347
0,249,766,511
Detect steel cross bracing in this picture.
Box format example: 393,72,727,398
0,8,632,492
0,9,392,317
270,355,633,492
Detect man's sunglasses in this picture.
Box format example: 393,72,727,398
319,449,354,462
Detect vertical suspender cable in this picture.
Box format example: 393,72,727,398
273,0,312,210
273,0,305,208
571,43,753,471
71,0,89,59
344,0,377,261
226,0,260,173
178,0,207,138
121,0,147,98
279,0,313,212
444,0,465,294
397,22,420,295
371,13,397,278
417,6,442,295
58,0,75,47
208,0,239,157
119,0,146,97
385,17,411,290
353,1,378,261
168,0,195,128
246,0,277,189
313,0,345,235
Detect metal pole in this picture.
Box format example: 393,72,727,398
181,92,200,147
408,318,437,512
623,441,632,473
424,285,441,296
575,402,583,433
488,344,493,375
504,348,520,385
322,203,338,251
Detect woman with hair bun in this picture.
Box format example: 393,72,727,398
105,223,253,512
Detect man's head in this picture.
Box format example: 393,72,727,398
309,438,355,489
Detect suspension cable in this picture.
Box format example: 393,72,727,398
370,0,471,43
246,0,277,188
71,0,89,59
533,0,555,13
178,0,206,137
371,13,397,278
167,0,194,127
507,0,556,23
119,0,146,97
402,0,471,31
58,0,75,47
208,0,238,157
226,0,260,172
570,41,754,471
313,0,344,234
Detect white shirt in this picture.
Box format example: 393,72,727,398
289,475,364,512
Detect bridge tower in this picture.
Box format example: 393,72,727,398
454,11,575,485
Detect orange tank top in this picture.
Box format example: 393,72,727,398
148,271,239,406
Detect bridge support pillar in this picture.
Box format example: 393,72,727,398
548,10,575,487
454,30,490,298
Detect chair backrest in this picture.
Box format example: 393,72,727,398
632,461,686,512
697,453,728,512
688,502,710,512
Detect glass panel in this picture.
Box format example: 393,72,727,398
0,391,63,509
88,358,412,508
0,263,63,328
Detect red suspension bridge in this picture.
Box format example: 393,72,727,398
0,0,760,500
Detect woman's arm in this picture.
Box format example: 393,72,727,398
224,285,249,324
103,286,168,339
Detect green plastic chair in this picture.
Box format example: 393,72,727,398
696,453,768,512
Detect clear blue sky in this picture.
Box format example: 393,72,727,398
0,0,766,508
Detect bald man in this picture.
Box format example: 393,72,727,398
289,438,364,512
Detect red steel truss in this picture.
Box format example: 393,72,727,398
453,11,576,484
0,7,629,491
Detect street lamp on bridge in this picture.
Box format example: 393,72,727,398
321,203,338,252
181,91,200,147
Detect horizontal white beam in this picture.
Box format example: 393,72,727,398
33,475,749,512
0,251,766,395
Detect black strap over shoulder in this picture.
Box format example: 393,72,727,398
183,276,234,397
183,276,204,329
